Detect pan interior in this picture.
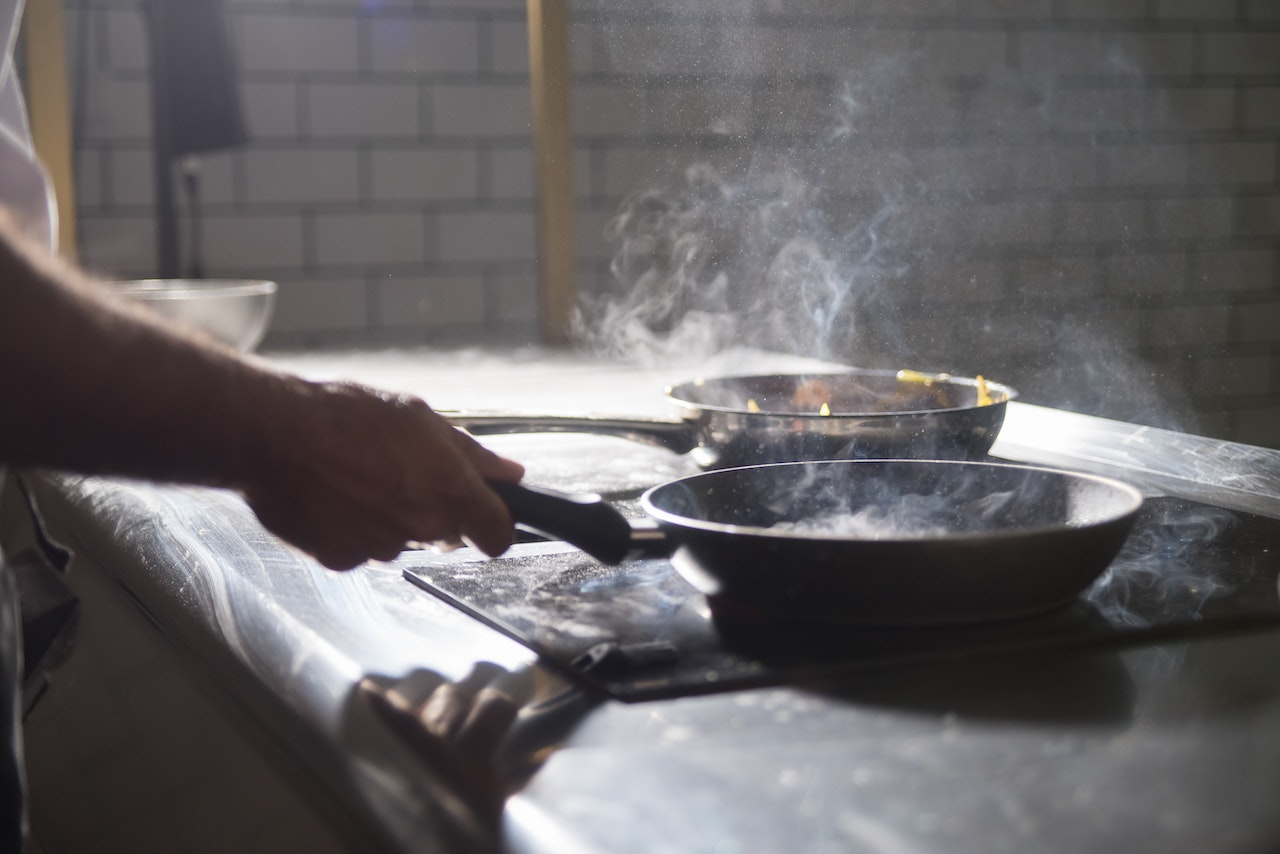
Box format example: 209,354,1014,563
668,371,1012,417
643,460,1142,541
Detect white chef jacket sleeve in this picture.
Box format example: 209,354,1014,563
0,8,58,252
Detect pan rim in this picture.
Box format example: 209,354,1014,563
665,369,1018,418
639,458,1144,544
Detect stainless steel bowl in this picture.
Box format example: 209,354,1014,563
104,279,277,352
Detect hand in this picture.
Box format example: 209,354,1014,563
242,380,524,570
358,665,521,828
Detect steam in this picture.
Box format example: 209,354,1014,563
768,489,1018,540
742,461,1064,540
571,8,1204,430
573,161,907,364
1087,503,1239,627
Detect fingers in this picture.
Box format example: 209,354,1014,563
260,476,514,569
443,424,524,557
244,383,526,570
387,433,514,558
451,425,525,484
472,450,525,484
456,479,517,558
421,423,520,557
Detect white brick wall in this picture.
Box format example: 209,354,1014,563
369,148,479,202
242,150,361,204
367,18,481,74
236,15,359,74
239,82,302,138
61,0,1279,446
70,0,541,348
314,212,426,266
204,214,307,270
373,273,487,330
430,84,531,136
436,211,534,263
307,83,422,138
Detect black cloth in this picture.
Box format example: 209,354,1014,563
0,474,27,852
0,471,77,853
145,0,247,157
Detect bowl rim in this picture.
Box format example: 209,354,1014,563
104,279,277,299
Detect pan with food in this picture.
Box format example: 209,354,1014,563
489,460,1142,625
452,369,1015,468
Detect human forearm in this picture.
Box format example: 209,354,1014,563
0,210,523,567
0,211,297,488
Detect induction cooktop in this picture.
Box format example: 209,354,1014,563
402,497,1280,702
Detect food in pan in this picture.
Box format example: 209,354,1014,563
896,370,998,409
895,369,941,386
975,376,993,406
723,372,1004,418
792,378,834,410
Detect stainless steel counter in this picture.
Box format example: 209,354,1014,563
8,348,1280,853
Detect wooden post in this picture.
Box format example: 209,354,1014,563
527,0,575,346
22,0,78,258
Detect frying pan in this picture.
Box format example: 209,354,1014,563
452,369,1015,468
489,460,1142,625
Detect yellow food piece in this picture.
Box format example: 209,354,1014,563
896,369,947,386
975,375,993,406
746,398,761,413
819,402,831,416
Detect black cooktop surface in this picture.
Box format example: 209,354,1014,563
403,497,1280,701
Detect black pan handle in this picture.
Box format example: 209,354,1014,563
487,480,668,565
